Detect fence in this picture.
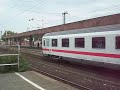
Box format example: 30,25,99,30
0,45,20,71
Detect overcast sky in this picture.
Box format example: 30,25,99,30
0,0,120,33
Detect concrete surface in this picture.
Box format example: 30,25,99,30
0,71,79,90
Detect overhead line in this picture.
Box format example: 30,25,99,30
1,2,120,31
5,1,43,26
68,4,120,20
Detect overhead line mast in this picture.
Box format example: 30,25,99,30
62,12,68,24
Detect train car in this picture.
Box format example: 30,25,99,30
42,25,120,69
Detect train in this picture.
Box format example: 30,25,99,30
42,25,120,69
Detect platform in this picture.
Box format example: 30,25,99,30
0,71,78,90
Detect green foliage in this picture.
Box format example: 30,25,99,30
3,30,16,36
19,56,28,72
2,30,16,41
0,55,28,73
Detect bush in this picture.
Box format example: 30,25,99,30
18,56,28,72
0,55,28,73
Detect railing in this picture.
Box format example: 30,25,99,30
0,45,20,71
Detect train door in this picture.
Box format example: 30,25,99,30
42,38,46,54
46,39,50,54
42,38,50,54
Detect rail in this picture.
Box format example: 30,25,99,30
0,45,20,71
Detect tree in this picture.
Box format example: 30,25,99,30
2,30,16,41
3,30,16,36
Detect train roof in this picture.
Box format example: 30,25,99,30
44,24,120,37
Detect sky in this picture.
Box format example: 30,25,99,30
0,0,120,34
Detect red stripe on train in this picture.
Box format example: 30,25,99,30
42,48,49,51
43,48,120,58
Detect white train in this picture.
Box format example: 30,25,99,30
42,25,120,69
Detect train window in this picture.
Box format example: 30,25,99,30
75,38,84,48
92,37,105,49
116,36,120,49
43,40,45,46
52,39,57,47
46,39,49,47
62,38,69,47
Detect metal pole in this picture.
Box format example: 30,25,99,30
0,31,2,40
17,44,20,71
62,12,68,24
5,30,7,36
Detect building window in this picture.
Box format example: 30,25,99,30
62,38,69,47
52,39,57,47
92,37,105,49
75,38,84,48
116,36,120,49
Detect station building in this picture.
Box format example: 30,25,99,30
3,14,120,48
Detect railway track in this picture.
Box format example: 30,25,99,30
1,46,120,90
29,65,91,90
25,55,120,90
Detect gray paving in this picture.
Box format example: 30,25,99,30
0,71,78,90
0,72,39,90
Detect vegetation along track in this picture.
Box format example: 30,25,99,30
24,53,120,90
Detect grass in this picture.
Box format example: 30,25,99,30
0,55,28,73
